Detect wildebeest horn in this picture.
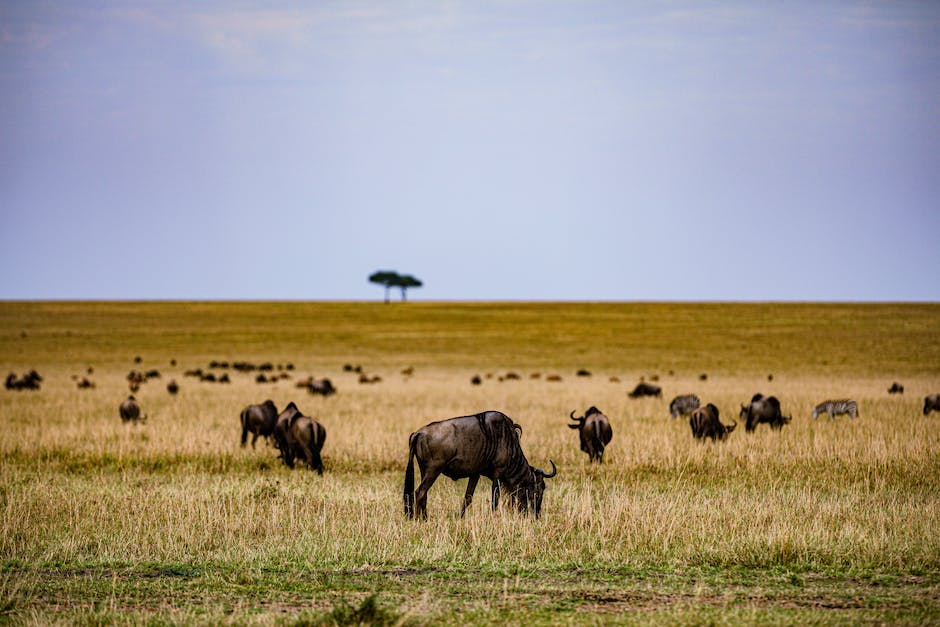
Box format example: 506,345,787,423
537,460,557,478
569,410,578,421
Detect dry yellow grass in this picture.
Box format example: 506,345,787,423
0,301,938,624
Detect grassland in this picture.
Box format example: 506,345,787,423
0,301,939,625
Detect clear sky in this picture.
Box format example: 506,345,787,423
1,1,938,301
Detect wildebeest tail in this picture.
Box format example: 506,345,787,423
403,432,418,518
592,420,606,461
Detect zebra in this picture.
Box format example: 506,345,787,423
812,399,859,420
669,394,700,419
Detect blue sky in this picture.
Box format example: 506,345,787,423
1,1,938,300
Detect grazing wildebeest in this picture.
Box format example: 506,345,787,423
240,400,278,448
471,375,482,385
166,380,179,394
740,394,791,432
628,382,662,398
689,403,736,441
568,406,613,463
924,394,940,416
812,399,859,420
6,370,42,391
308,378,336,396
284,413,327,474
119,395,146,422
76,377,95,389
888,382,905,395
403,410,556,520
669,394,701,419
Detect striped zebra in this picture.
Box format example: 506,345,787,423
812,399,859,420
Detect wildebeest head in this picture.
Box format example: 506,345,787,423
524,461,557,518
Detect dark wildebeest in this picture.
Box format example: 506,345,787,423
240,400,278,448
119,395,146,422
273,402,302,466
166,380,179,395
628,382,662,398
285,413,327,474
740,394,791,432
568,406,613,463
403,410,556,520
924,394,940,416
5,370,42,391
669,394,701,419
812,399,859,420
888,382,905,395
308,378,336,396
689,403,736,441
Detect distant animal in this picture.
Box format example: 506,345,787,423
888,382,905,394
240,400,278,448
166,380,179,395
401,366,414,376
924,394,940,416
76,377,95,389
284,413,327,474
568,406,613,463
5,370,42,391
403,410,556,520
669,394,701,419
358,374,381,384
699,373,708,381
576,369,591,377
471,375,482,385
740,394,791,432
689,403,736,441
628,382,662,398
545,374,562,382
119,395,146,422
308,378,336,396
812,399,859,420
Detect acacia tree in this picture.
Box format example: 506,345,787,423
368,270,399,303
368,271,423,302
391,274,423,302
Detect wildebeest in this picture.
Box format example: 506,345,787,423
166,380,179,395
308,378,336,396
119,395,146,422
403,410,556,520
272,402,326,472
924,394,940,416
6,370,42,391
689,403,736,441
240,400,279,448
76,377,95,389
284,414,327,474
888,382,905,394
628,382,662,398
740,394,791,432
812,399,859,420
568,406,613,463
669,394,701,419
471,375,482,385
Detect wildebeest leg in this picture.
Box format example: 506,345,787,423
490,480,500,511
240,426,248,447
460,475,479,518
415,465,442,520
251,432,259,448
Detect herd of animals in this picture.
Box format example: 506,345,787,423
6,363,940,520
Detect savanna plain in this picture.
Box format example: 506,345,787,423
1,301,939,625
